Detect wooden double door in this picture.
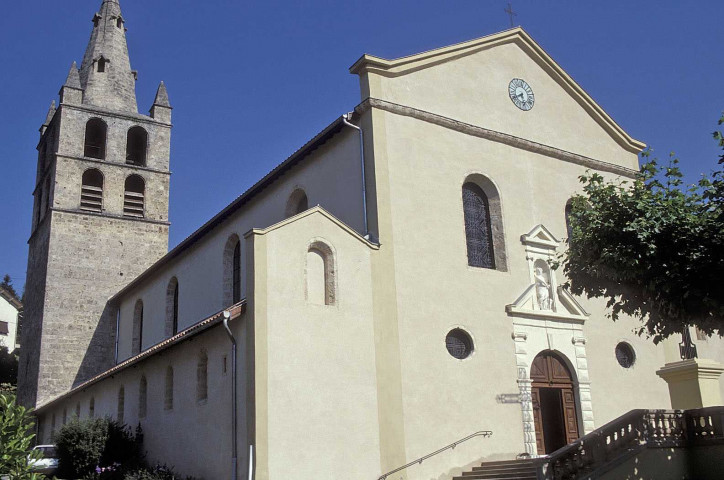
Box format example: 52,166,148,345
530,351,580,454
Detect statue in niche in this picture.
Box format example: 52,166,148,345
534,266,552,310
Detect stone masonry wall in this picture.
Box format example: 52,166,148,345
35,211,168,405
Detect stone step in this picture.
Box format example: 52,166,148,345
453,475,537,480
462,471,536,479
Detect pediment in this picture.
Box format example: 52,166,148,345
350,27,645,156
521,224,559,250
506,285,588,324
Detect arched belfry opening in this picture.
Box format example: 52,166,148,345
126,126,148,166
530,351,580,454
84,118,107,159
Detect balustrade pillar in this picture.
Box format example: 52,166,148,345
656,359,724,409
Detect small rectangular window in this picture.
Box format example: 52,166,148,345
0,321,8,335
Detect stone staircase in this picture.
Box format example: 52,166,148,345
453,458,538,480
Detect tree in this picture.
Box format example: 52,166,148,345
561,114,724,344
0,393,42,479
0,346,18,394
0,274,19,301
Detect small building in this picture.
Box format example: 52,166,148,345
0,286,21,352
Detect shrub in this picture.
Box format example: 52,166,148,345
55,417,109,478
56,418,144,479
0,393,42,480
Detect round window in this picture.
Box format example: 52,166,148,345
615,342,636,368
446,328,474,360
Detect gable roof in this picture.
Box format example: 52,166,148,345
350,27,645,154
0,286,22,310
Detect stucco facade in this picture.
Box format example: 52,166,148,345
0,288,20,351
26,5,724,480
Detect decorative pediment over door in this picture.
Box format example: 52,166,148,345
505,224,589,323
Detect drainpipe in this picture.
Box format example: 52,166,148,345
114,307,120,364
223,310,238,480
341,113,370,240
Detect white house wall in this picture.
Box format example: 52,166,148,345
0,296,19,350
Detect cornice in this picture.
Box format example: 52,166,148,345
356,97,638,179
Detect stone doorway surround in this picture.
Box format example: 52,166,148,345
506,225,595,456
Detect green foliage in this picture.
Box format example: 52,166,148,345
56,418,143,479
0,346,19,388
560,114,724,343
55,417,110,478
0,274,19,301
0,393,42,480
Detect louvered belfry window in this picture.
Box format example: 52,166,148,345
80,169,104,213
123,175,145,218
462,182,495,269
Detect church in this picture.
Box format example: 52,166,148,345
18,1,724,479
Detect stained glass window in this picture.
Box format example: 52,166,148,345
463,183,495,268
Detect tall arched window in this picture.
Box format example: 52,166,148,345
117,386,125,423
462,183,494,268
126,126,148,166
123,175,145,218
164,366,174,411
223,235,242,306
306,241,336,306
165,278,179,337
139,375,147,418
132,300,144,355
462,175,507,271
80,168,104,213
285,188,308,218
84,118,107,159
197,351,208,403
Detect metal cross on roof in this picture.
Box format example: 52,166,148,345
505,2,517,28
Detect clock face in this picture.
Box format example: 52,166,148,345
509,78,535,111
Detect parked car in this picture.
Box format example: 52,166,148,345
28,445,59,477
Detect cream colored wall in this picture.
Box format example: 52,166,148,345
249,210,381,480
363,42,639,170
364,105,671,475
36,325,246,480
0,297,19,350
116,128,364,361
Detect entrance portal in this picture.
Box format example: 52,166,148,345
530,351,580,454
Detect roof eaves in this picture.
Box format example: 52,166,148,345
35,301,246,414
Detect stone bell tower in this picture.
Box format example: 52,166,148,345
18,0,172,407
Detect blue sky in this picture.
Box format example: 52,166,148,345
1,1,722,291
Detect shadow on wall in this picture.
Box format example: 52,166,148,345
604,446,724,480
73,302,117,388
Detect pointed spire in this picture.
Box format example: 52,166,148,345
64,62,82,89
79,0,137,113
44,100,57,125
153,82,171,107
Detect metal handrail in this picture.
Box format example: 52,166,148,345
377,430,493,480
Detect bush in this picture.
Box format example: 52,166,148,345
55,418,109,478
0,393,42,480
56,418,144,479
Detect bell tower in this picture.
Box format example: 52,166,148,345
18,0,172,407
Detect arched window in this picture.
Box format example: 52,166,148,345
126,126,148,166
223,235,242,306
80,168,104,213
565,199,573,241
165,278,179,336
117,386,125,423
197,351,208,403
139,375,147,418
84,118,107,159
285,188,308,218
132,300,144,355
164,366,174,411
462,175,507,271
89,397,95,418
123,175,145,218
306,241,336,306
